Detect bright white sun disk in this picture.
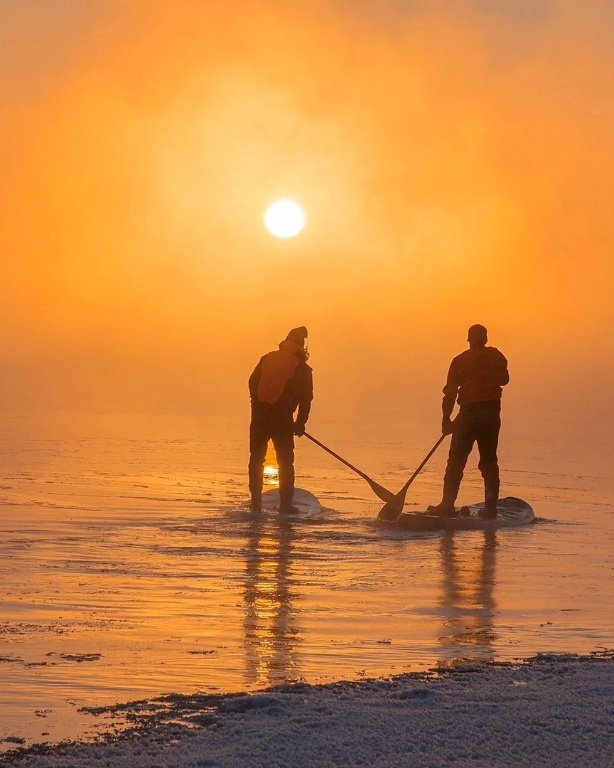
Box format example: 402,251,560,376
264,200,305,238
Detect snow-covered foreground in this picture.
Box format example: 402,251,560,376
3,653,613,768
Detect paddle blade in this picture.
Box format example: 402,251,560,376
368,479,397,504
377,490,407,520
304,432,396,503
375,434,447,521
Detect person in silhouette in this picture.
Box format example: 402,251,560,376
429,324,509,519
248,327,313,514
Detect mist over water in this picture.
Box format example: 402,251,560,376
1,409,612,750
1,0,612,755
1,0,613,441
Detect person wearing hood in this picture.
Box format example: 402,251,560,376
428,324,509,520
248,326,313,514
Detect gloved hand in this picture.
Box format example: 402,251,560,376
293,421,306,437
442,417,455,436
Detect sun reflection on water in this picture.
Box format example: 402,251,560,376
243,517,300,689
263,465,279,486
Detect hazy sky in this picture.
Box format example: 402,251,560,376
1,0,612,434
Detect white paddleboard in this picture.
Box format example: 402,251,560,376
258,487,322,517
396,496,535,531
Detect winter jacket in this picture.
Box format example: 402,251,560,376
249,340,313,428
442,346,509,419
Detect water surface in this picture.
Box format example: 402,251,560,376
1,411,612,749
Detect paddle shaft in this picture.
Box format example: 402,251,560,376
303,432,395,503
377,433,448,519
397,433,448,496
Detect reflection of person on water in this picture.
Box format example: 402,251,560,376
438,530,498,663
242,516,300,688
428,324,509,520
248,327,313,514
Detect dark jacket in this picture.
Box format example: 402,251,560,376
249,340,313,428
442,346,509,419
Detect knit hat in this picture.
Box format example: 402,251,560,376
286,326,308,345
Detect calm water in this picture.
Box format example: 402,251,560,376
1,410,612,750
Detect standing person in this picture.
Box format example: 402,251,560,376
248,327,313,514
428,324,509,519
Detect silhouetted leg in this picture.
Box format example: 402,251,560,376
476,405,501,517
272,429,295,510
443,457,468,503
248,420,270,511
445,412,475,501
430,410,474,515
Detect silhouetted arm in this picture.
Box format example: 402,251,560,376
499,352,510,386
294,366,313,434
248,359,263,402
441,359,459,422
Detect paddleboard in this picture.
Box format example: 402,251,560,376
256,487,322,517
395,496,535,531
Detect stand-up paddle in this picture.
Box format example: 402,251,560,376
304,432,396,503
377,434,448,520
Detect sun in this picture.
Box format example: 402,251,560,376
264,199,305,239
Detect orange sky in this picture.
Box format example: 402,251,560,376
1,0,612,436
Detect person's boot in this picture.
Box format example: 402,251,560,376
248,474,262,513
427,476,460,517
278,489,299,515
478,503,497,520
427,500,457,517
278,503,300,515
478,482,499,519
427,488,458,517
248,460,264,513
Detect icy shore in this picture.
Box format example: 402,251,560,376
2,652,613,768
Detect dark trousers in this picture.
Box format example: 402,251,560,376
444,401,501,506
249,415,295,507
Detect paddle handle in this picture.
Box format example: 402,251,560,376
377,433,449,519
304,432,396,503
303,432,373,482
398,433,448,496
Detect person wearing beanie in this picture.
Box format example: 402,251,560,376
428,324,509,520
248,327,313,514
